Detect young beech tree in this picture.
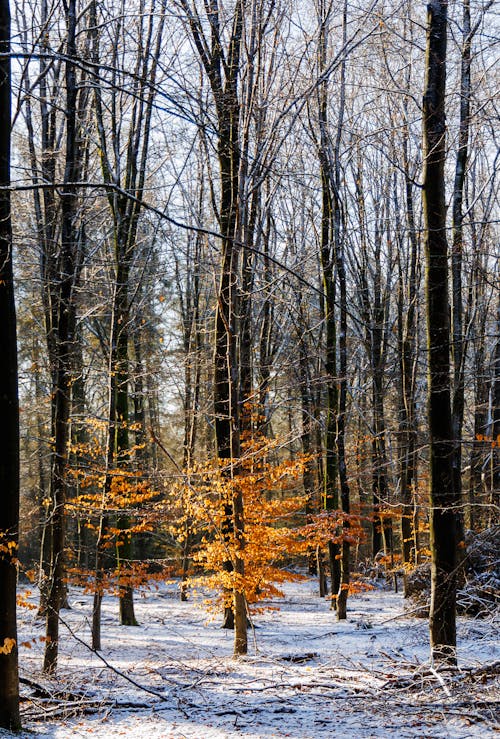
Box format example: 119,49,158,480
177,433,309,613
422,0,459,664
64,419,159,634
0,0,21,726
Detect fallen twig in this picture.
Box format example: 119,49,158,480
58,611,170,702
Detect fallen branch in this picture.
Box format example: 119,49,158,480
58,611,170,703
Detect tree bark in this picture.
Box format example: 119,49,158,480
397,101,419,584
43,0,78,674
423,0,458,665
180,0,247,655
451,0,473,563
316,0,342,605
90,0,166,628
0,0,21,726
490,294,500,521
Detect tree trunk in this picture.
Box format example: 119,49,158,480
90,0,167,628
0,0,21,725
43,0,78,673
489,294,500,522
112,256,137,627
398,104,419,586
316,0,342,605
335,203,350,621
180,0,247,655
451,0,473,565
423,0,458,665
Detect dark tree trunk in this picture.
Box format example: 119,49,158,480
423,0,458,665
70,334,91,569
215,92,242,632
43,0,78,674
111,255,137,627
316,0,341,605
181,0,247,654
0,0,20,725
451,0,472,561
336,245,350,620
174,228,202,601
397,112,419,586
334,1,350,620
298,325,320,577
90,0,166,629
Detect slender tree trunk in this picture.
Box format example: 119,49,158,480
177,247,201,601
469,354,487,530
180,0,247,654
43,0,78,673
316,0,341,605
299,335,319,576
336,246,350,620
451,0,472,563
0,0,21,724
316,547,327,598
216,110,241,631
423,0,458,665
468,247,488,530
334,1,350,619
91,0,166,626
33,338,51,604
398,107,419,585
70,334,90,569
397,260,418,586
110,256,137,627
91,515,110,650
490,295,500,522
258,207,274,435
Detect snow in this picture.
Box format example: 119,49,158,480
8,577,499,738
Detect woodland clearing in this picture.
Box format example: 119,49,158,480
5,577,499,738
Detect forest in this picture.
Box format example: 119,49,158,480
0,0,498,735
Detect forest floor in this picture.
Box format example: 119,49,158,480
5,575,499,738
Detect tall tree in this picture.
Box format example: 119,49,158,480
179,0,247,655
90,0,167,633
396,48,420,577
422,0,458,664
315,0,341,603
450,0,472,557
18,0,63,613
0,0,21,726
43,0,80,674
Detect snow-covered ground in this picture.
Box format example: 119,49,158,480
7,577,499,738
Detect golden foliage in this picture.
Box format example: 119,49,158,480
171,433,314,610
0,638,16,655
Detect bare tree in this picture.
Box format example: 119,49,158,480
422,0,458,665
90,0,167,636
178,0,247,654
0,0,21,726
43,0,81,675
